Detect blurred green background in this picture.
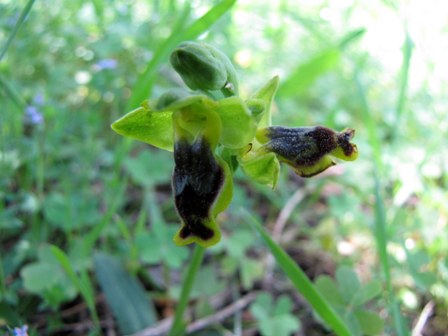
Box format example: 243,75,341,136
1,0,447,335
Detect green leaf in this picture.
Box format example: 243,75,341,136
274,295,294,315
20,246,77,307
93,253,157,334
339,28,366,49
128,0,237,109
111,105,174,151
0,302,21,326
352,280,382,306
406,249,437,290
250,292,272,320
225,230,254,259
238,152,280,189
123,150,172,187
44,192,101,231
136,229,188,269
336,265,361,302
216,96,257,149
245,213,352,336
250,292,301,336
278,48,340,97
315,275,345,305
21,263,65,293
50,246,99,326
355,309,384,336
240,258,264,290
189,266,227,298
248,75,280,128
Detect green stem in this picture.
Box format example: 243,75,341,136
0,74,26,110
0,254,6,299
168,245,205,336
0,0,36,62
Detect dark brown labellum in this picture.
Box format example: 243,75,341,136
172,137,224,242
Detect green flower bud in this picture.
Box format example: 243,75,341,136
170,41,238,95
256,126,358,177
154,89,190,110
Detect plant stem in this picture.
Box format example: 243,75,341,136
0,0,36,63
0,254,6,299
168,245,205,336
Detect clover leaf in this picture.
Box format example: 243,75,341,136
315,265,383,336
250,292,301,336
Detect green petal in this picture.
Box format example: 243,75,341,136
111,104,174,151
212,156,233,215
238,152,280,189
248,75,280,128
155,95,210,112
172,98,221,148
216,96,257,149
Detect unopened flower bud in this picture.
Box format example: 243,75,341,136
155,89,190,110
170,41,238,94
257,126,358,177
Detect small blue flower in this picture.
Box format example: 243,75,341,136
94,58,118,70
24,105,44,125
13,325,28,336
32,93,45,106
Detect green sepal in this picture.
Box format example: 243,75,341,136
216,96,257,149
238,151,280,189
111,95,222,152
111,103,174,151
247,75,280,128
246,98,265,121
219,147,239,173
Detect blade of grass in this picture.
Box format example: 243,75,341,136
81,177,127,256
128,0,237,109
277,48,341,97
354,72,410,336
0,75,26,110
0,0,36,62
393,32,413,142
168,245,205,336
50,245,100,328
277,28,365,98
244,212,352,336
94,253,157,334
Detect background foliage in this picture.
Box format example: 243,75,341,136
1,0,447,335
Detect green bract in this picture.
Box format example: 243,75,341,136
111,41,359,247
